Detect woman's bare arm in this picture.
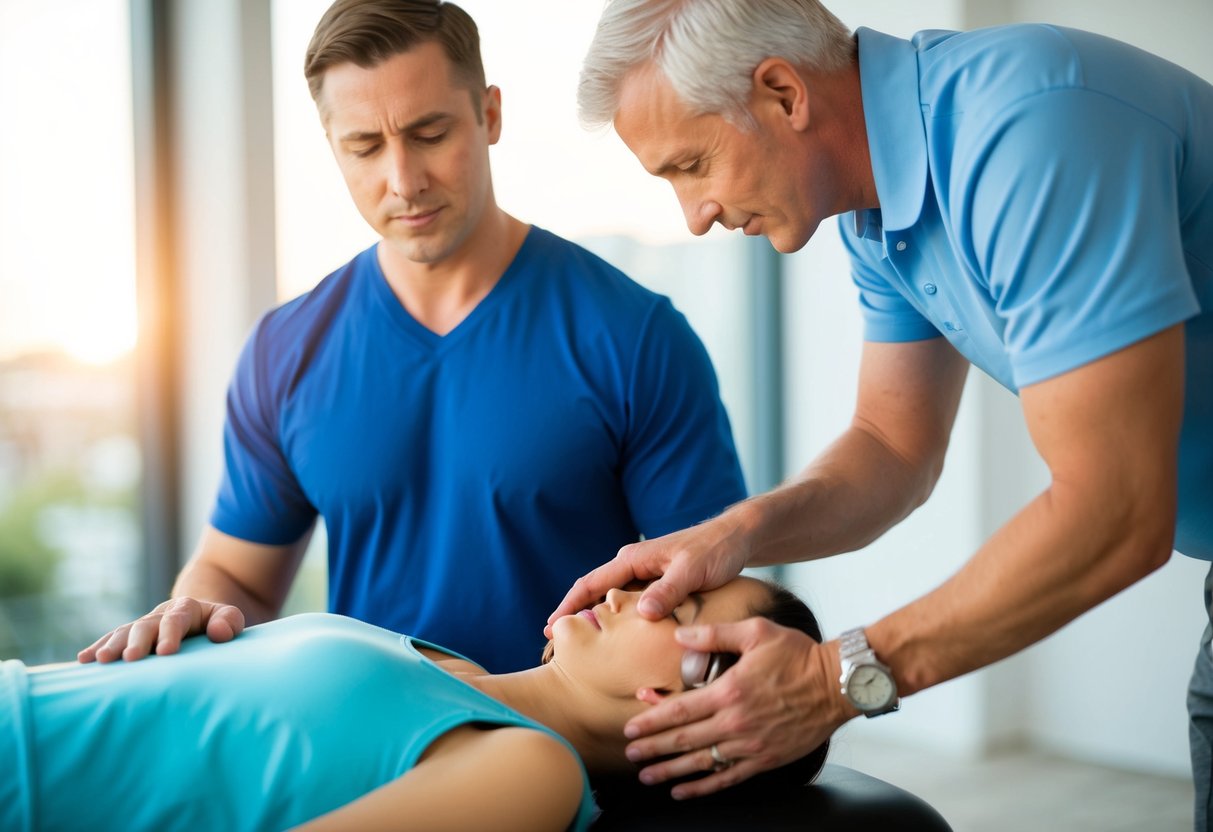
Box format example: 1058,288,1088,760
293,726,584,832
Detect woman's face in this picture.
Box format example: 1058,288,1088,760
549,576,771,698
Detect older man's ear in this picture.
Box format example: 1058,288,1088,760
751,57,811,131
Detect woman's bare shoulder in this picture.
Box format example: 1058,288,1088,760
413,645,487,676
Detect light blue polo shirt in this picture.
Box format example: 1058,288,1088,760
841,25,1213,559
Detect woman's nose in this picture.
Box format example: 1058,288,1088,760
604,587,630,612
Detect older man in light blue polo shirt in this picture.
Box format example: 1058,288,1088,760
554,0,1213,823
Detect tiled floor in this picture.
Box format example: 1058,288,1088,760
833,738,1194,831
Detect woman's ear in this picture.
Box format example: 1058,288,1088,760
635,687,673,706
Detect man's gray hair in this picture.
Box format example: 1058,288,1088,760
578,0,854,130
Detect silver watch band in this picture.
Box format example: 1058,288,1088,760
838,626,900,717
838,626,878,672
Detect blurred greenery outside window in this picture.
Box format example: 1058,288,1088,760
0,0,143,662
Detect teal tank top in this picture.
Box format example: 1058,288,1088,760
0,613,594,831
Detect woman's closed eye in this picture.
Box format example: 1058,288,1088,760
672,594,704,627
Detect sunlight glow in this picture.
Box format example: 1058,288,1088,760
0,0,136,363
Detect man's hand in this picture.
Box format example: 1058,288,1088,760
623,617,853,799
77,597,246,663
545,513,752,637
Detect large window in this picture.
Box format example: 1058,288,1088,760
0,0,142,662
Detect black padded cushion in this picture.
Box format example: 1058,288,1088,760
589,763,952,831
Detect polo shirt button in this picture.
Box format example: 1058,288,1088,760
943,322,955,331
924,283,937,295
895,240,908,252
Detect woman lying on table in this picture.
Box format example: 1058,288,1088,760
0,576,828,832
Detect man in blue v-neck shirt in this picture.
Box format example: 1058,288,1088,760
559,0,1213,820
76,0,746,675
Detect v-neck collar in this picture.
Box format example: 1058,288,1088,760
366,226,538,353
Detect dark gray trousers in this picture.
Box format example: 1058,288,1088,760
1188,562,1213,832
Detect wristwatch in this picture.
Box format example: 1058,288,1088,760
838,627,900,717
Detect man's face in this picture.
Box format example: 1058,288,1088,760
613,64,823,254
319,42,499,267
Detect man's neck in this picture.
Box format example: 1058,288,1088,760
806,59,879,215
377,207,529,336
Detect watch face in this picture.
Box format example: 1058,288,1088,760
849,665,896,709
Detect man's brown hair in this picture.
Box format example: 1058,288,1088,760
305,0,486,117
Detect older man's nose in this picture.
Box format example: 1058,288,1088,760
681,196,721,237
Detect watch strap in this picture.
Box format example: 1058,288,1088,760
839,627,874,666
838,626,900,717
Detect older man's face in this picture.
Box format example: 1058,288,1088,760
613,64,822,254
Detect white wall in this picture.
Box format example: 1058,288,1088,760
782,0,1210,777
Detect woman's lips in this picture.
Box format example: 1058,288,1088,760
577,609,601,630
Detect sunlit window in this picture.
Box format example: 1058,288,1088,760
0,0,142,661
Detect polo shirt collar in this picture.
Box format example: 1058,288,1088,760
854,27,928,234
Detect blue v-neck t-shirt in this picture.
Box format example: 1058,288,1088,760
211,227,746,670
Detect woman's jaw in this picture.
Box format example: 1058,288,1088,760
470,577,773,774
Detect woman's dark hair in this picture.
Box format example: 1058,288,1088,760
304,0,486,116
591,580,831,811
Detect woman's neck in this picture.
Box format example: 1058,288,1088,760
461,665,643,775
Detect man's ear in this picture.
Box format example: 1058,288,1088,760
752,57,810,131
484,84,503,144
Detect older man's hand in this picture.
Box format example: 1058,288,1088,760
624,618,854,799
545,511,752,637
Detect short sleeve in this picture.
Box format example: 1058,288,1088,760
965,88,1200,387
840,215,942,343
619,298,747,538
210,317,317,545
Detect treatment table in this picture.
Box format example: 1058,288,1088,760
590,763,952,830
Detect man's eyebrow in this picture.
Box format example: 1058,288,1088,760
337,112,453,143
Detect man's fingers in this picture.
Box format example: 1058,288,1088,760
636,573,692,619
94,623,134,663
204,604,245,643
123,616,166,661
546,558,643,633
633,740,749,785
675,617,771,655
78,598,243,663
624,687,721,744
669,757,762,800
77,631,115,663
635,547,736,620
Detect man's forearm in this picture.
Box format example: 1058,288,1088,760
732,422,942,567
869,325,1184,696
867,477,1174,696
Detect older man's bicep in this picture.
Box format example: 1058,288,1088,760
1019,324,1184,574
